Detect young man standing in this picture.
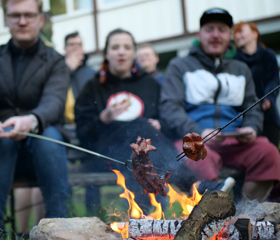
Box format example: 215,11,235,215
0,0,69,234
160,8,280,202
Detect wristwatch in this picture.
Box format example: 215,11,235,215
28,114,39,134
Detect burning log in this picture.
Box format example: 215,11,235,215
123,219,280,239
201,218,233,240
251,221,277,239
234,218,252,240
125,218,231,239
128,219,183,239
174,190,236,240
217,219,279,239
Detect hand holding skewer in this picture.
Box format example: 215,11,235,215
176,84,280,162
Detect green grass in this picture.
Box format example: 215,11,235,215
68,185,186,223
4,185,186,239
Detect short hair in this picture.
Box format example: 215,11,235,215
233,21,261,43
64,31,80,46
104,28,136,56
2,0,43,14
137,43,158,56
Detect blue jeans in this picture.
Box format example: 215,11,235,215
0,126,68,226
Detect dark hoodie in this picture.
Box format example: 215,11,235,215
75,70,174,160
234,43,280,127
160,45,263,139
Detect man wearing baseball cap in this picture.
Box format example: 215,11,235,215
160,8,280,202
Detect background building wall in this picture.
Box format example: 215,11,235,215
0,0,280,69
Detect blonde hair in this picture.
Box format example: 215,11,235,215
2,0,43,14
137,43,158,57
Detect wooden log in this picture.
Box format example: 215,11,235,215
127,219,232,240
125,219,279,240
216,220,240,240
234,218,252,240
218,219,278,240
128,219,183,239
174,190,236,240
201,218,233,240
251,221,276,239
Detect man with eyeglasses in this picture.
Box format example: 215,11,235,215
0,0,69,236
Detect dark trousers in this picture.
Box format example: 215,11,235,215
0,126,69,226
262,122,280,147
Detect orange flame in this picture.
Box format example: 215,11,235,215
112,169,143,219
110,222,129,239
167,183,202,217
147,193,165,220
110,169,203,239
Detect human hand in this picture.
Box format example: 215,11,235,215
262,99,271,111
99,100,130,124
0,116,33,140
148,118,161,131
201,128,225,145
65,49,84,71
235,126,256,144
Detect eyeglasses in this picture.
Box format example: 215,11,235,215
6,12,41,23
66,43,83,47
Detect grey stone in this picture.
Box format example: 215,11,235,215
30,217,122,240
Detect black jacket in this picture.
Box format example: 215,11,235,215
234,44,280,127
68,55,96,99
0,39,70,132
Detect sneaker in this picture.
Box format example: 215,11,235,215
197,177,236,195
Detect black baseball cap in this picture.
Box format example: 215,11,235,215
200,8,233,28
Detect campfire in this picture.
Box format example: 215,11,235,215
110,169,280,240
110,169,202,239
108,137,280,240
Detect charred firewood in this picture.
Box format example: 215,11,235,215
215,220,240,240
217,219,278,239
128,219,183,239
127,218,233,239
174,190,236,240
234,218,252,240
201,218,234,240
125,219,279,239
251,221,277,239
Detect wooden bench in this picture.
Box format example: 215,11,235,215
68,172,117,187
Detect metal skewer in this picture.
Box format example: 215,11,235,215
11,131,128,166
7,133,166,173
176,84,280,161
